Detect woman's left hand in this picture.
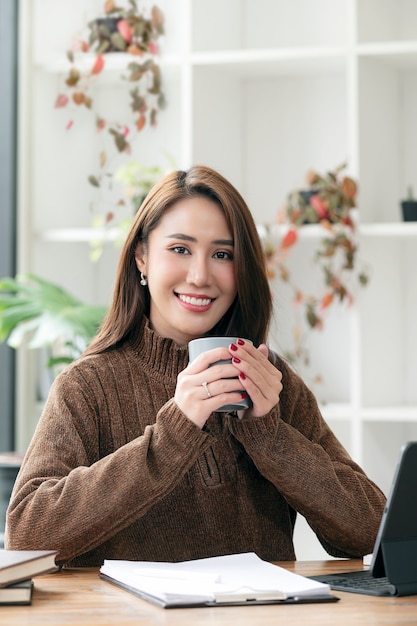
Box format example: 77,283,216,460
228,339,283,418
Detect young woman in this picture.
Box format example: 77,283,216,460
6,166,385,567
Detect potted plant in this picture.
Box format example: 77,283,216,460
0,274,106,370
54,0,167,229
400,186,417,221
262,164,369,379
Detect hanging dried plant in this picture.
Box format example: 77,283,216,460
262,164,369,379
54,0,166,195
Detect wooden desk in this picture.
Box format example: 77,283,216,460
2,559,417,625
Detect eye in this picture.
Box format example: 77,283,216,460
214,250,234,260
170,246,190,255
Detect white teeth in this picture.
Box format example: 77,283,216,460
179,295,212,306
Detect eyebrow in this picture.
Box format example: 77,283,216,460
165,233,234,246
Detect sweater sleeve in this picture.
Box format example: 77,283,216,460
227,355,386,558
5,367,214,565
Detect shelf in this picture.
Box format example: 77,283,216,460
37,51,183,74
39,221,417,244
356,40,417,68
191,47,347,77
361,407,417,423
37,228,121,242
359,222,417,237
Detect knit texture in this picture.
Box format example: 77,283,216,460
6,320,385,566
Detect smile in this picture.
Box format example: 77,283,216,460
177,294,213,307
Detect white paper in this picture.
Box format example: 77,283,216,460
100,552,330,604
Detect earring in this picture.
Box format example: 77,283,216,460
140,272,148,286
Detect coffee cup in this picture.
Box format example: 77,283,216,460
188,336,253,411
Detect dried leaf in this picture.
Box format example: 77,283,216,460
117,19,132,43
66,50,74,63
72,92,85,105
54,94,69,108
151,6,165,33
104,0,117,14
109,129,128,152
320,292,334,310
136,114,146,131
88,175,100,188
110,32,128,51
281,228,298,249
99,151,107,168
150,108,157,126
91,55,105,75
65,67,80,87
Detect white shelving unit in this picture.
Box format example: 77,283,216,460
17,0,417,558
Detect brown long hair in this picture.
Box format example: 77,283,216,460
84,165,272,356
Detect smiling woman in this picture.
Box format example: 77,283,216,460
134,196,237,346
5,165,385,569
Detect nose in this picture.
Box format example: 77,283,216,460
186,254,210,287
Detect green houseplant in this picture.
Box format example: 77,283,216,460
0,3,170,374
0,274,106,369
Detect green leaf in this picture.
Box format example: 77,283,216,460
0,274,107,363
110,32,127,51
88,175,101,187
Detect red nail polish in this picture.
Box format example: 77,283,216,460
237,338,245,346
230,343,238,351
239,372,246,380
232,357,241,364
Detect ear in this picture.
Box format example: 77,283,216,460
134,243,147,275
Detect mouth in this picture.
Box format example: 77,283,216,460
176,293,214,308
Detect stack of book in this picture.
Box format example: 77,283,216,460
0,549,58,605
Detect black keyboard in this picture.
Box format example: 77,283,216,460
309,570,397,596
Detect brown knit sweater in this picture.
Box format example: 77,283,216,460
5,321,385,567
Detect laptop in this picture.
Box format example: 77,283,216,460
309,441,417,596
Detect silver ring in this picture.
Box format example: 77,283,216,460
201,381,212,398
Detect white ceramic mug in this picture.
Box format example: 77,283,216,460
188,336,253,411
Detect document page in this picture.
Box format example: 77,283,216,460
100,552,332,606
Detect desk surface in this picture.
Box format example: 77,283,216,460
2,559,417,625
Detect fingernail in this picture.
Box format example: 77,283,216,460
232,357,241,364
239,372,246,380
230,343,238,351
237,338,245,346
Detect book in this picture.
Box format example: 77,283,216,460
100,552,339,608
0,550,58,587
0,579,33,605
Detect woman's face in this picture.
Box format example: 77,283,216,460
135,196,237,345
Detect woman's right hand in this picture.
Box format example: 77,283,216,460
174,346,247,428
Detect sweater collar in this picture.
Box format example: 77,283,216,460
130,318,190,379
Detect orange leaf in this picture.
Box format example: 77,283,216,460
104,0,116,14
54,94,69,108
72,92,85,105
320,292,334,310
136,114,146,131
91,55,105,75
282,228,298,249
